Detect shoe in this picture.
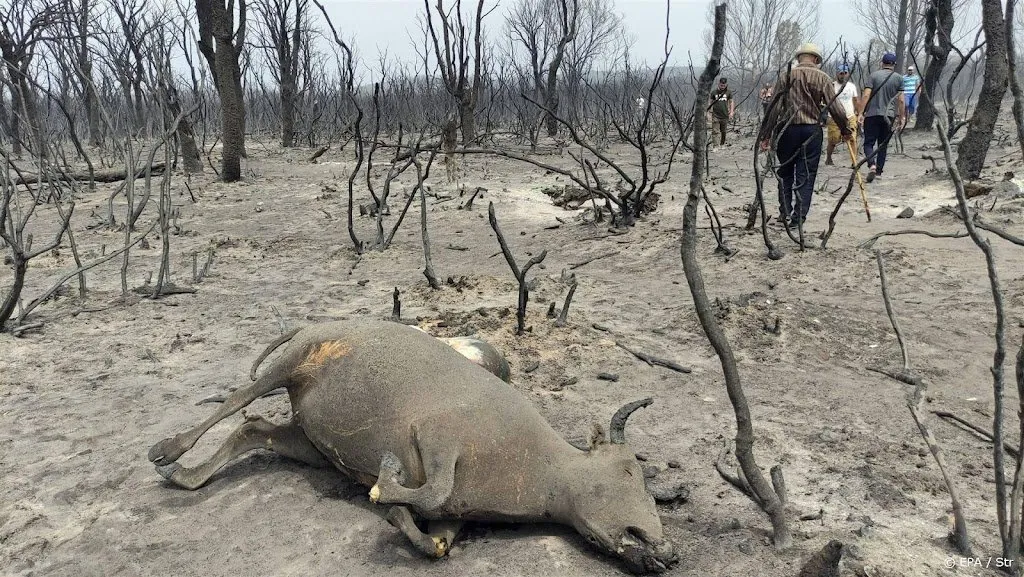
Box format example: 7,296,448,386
866,166,876,183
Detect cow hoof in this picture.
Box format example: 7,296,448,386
155,462,182,481
148,436,185,466
433,537,448,558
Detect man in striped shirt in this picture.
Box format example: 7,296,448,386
760,43,852,227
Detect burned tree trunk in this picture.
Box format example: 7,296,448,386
955,0,1009,180
254,0,305,148
196,0,248,182
914,0,953,131
166,83,203,174
681,2,791,550
423,0,487,145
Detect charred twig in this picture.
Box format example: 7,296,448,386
872,250,971,554
488,201,547,336
391,287,401,321
973,217,1024,247
938,120,1012,553
615,341,691,374
461,186,484,210
857,229,969,249
554,282,577,328
569,250,619,270
932,411,1021,460
414,154,440,289
308,145,330,163
876,251,910,371
701,186,735,256
682,4,789,549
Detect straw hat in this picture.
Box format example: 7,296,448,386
794,42,822,61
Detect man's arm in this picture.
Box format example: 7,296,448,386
859,87,873,116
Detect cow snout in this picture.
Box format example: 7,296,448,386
619,528,677,574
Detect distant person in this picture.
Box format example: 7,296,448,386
903,65,921,118
825,64,859,166
759,82,773,115
708,77,734,147
759,43,851,227
859,52,906,182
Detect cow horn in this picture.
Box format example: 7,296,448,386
609,397,653,444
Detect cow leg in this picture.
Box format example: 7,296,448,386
385,506,464,558
155,416,329,490
369,445,458,511
148,353,300,466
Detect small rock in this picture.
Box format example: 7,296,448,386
843,543,865,560
667,460,682,469
597,372,619,382
728,518,742,530
896,207,914,219
855,524,874,538
642,465,660,479
964,182,993,198
592,323,610,332
738,540,755,555
523,361,540,373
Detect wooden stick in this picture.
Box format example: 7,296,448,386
615,341,691,374
569,250,619,270
554,282,577,327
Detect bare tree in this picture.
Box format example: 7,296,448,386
0,0,62,157
853,0,925,71
684,0,791,550
252,0,308,147
423,0,488,145
956,0,1008,180
506,0,579,137
914,0,954,131
195,0,248,182
704,0,819,98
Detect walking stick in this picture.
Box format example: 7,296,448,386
847,139,871,222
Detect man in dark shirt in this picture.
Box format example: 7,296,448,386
708,78,733,147
760,43,851,227
859,52,906,182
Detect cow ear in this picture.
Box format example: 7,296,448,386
588,422,607,449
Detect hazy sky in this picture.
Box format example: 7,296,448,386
318,0,859,77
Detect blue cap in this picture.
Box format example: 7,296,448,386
838,64,850,73
882,52,897,64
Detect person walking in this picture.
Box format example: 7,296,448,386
708,77,733,148
760,43,851,227
825,64,859,166
902,65,921,119
759,82,773,115
859,52,906,182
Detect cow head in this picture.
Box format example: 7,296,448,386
568,398,677,574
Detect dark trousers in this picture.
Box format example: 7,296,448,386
711,117,728,144
862,115,893,172
776,124,823,222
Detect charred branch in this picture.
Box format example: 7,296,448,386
488,201,547,335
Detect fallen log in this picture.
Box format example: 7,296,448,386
15,163,167,186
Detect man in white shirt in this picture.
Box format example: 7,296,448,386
825,64,859,166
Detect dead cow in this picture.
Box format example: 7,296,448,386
148,318,677,573
250,325,512,383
